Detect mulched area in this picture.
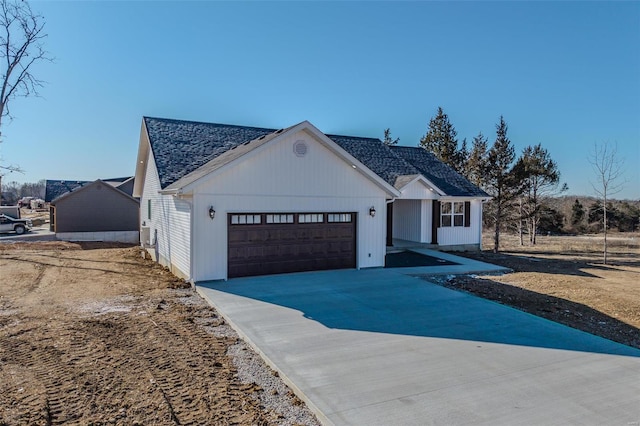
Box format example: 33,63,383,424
385,250,458,268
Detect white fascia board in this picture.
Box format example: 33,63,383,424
158,188,180,195
438,196,492,202
157,189,193,201
133,119,150,198
398,174,446,197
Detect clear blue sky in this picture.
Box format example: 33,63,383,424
1,1,639,199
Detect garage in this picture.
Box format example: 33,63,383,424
228,212,356,278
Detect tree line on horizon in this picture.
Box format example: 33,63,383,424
0,180,45,204
384,107,636,254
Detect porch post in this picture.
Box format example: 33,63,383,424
431,201,439,245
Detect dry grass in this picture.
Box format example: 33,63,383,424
492,231,640,253
447,232,640,348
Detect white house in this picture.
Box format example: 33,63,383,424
133,117,489,282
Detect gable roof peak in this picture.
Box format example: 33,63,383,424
390,146,489,198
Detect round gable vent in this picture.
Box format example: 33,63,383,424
293,140,308,157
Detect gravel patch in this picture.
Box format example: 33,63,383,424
228,342,321,426
176,290,321,426
77,295,137,315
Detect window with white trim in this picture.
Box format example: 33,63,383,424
298,213,324,223
327,213,352,223
231,214,262,225
441,202,465,227
266,214,294,224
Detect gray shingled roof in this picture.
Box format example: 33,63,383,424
144,117,487,197
144,117,275,189
45,177,135,202
164,125,295,191
45,180,91,202
326,134,422,189
391,146,490,197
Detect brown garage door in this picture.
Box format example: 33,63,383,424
228,212,356,278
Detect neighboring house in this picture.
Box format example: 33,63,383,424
45,177,135,202
45,180,91,203
47,177,139,242
134,117,489,282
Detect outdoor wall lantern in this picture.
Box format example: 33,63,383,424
208,206,216,220
369,206,376,217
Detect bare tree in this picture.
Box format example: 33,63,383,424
0,0,50,204
0,0,50,126
0,163,23,205
588,142,625,265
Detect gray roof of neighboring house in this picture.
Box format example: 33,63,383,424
45,177,135,202
390,146,490,197
51,179,140,206
144,117,487,198
45,180,91,202
102,176,131,183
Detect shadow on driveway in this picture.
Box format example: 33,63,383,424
199,268,640,358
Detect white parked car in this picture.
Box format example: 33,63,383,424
0,214,32,235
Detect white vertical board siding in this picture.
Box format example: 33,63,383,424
140,150,161,231
191,129,389,282
392,200,433,243
141,150,191,279
159,196,191,278
437,199,482,246
392,200,422,242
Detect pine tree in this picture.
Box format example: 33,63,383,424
512,143,566,244
420,107,465,173
484,116,516,253
570,199,585,229
466,132,489,187
459,138,469,173
383,128,399,146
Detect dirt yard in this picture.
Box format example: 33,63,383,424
0,242,319,425
435,233,640,349
2,234,638,424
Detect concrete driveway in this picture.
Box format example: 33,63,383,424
0,225,55,242
197,267,640,425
